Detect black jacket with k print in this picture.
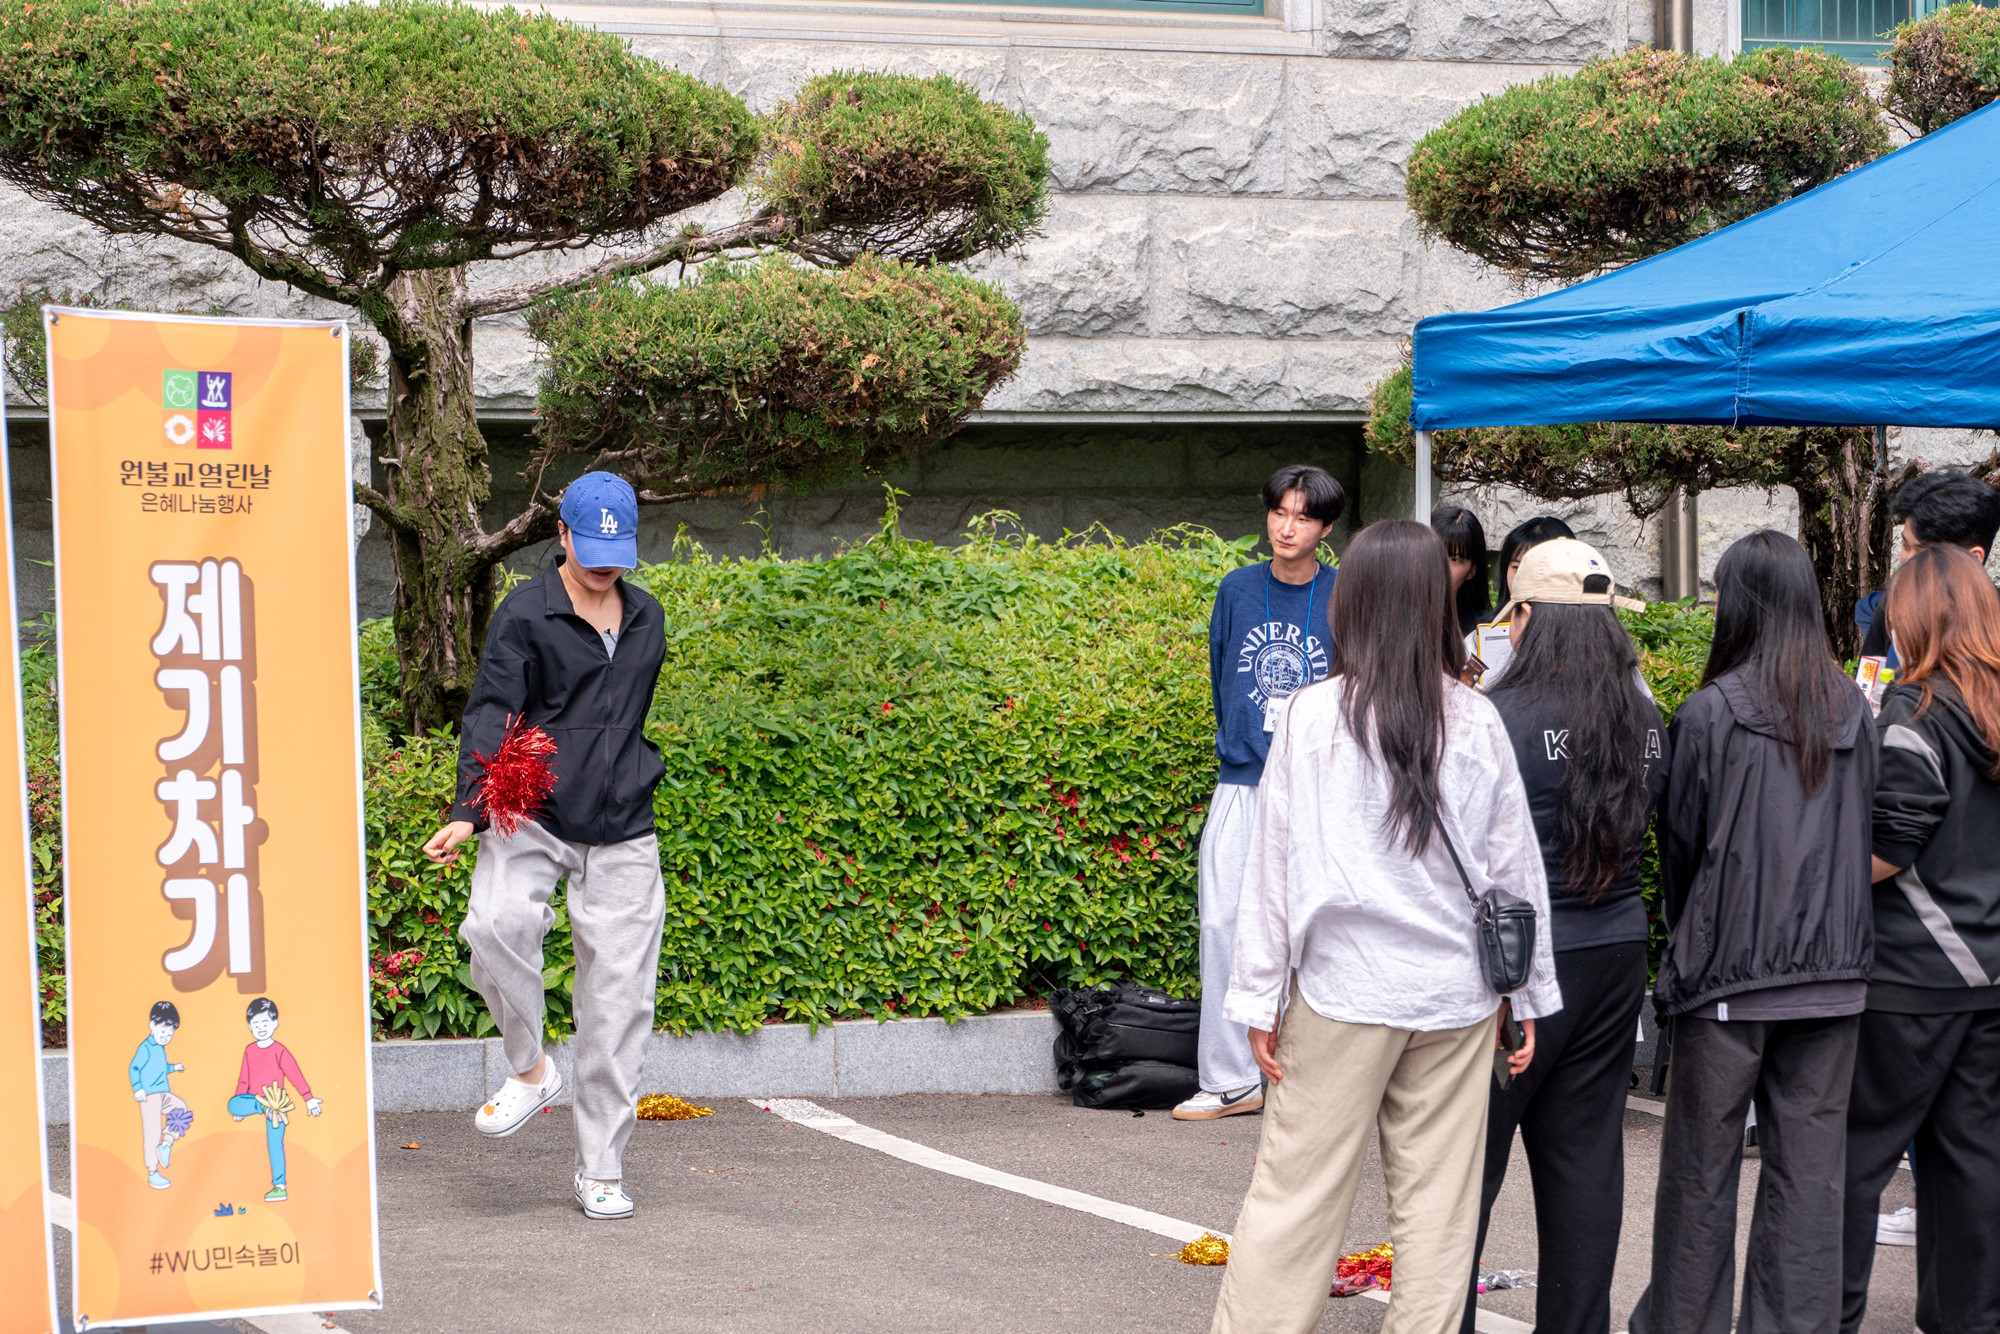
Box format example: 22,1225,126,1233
449,558,668,845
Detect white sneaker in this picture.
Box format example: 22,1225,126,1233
575,1173,633,1220
1172,1084,1264,1121
473,1062,562,1138
1877,1205,1916,1246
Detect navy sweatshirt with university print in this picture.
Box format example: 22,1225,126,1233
1208,561,1337,786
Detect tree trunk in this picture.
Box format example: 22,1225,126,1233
1790,428,1903,664
377,267,499,733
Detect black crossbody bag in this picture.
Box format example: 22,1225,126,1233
1435,814,1538,995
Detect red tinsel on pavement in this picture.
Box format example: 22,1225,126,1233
1330,1241,1394,1296
472,717,557,837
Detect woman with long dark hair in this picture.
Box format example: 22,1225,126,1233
1633,530,1875,1334
1492,515,1575,617
1211,520,1561,1334
1843,544,2000,1333
1460,539,1664,1334
1431,505,1491,637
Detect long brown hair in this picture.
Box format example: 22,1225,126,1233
1884,544,2000,774
1329,520,1467,854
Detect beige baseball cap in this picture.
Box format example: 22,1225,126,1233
1493,538,1645,624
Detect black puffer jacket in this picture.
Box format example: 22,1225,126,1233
1654,668,1877,1017
449,559,668,845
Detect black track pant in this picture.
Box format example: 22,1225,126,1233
1459,941,1646,1334
1630,1012,1860,1334
1841,1006,2000,1334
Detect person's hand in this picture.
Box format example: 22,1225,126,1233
306,1097,323,1117
170,1063,184,1073
423,820,476,865
1250,1016,1285,1082
1499,1016,1537,1077
132,1089,147,1102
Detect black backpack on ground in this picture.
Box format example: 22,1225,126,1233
1052,984,1201,1110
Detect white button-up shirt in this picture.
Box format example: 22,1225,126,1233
1223,676,1563,1033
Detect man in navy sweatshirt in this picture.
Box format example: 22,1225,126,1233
1174,464,1343,1121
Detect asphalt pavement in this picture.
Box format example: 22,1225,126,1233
45,1091,1920,1333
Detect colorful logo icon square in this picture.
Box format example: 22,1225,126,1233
197,411,232,450
163,370,198,412
163,412,197,448
198,371,232,411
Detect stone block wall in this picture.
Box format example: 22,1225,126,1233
2,0,1955,597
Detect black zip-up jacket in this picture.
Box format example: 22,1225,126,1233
1870,680,2000,1011
1654,668,1877,1017
449,560,668,845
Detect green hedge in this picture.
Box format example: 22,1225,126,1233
1623,598,1715,969
26,515,1716,1040
359,510,1240,1038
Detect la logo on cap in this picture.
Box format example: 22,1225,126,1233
599,509,620,535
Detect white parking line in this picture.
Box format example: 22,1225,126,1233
751,1097,1536,1334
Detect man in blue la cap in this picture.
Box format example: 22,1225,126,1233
422,471,668,1221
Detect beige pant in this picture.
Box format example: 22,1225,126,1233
1211,987,1496,1334
139,1091,188,1172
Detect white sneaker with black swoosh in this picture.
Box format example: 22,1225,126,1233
1172,1084,1264,1120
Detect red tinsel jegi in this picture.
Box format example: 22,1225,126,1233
1330,1242,1394,1296
471,716,558,837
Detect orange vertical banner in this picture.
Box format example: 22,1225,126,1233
0,360,58,1334
45,310,380,1327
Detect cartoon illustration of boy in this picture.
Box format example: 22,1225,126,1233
226,998,321,1202
129,1000,190,1190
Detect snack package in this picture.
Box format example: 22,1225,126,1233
1855,656,1886,714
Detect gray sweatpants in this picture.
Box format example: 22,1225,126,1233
461,820,666,1183
1197,782,1262,1093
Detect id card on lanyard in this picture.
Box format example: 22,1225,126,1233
1262,564,1322,731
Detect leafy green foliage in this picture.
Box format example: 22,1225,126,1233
1405,47,1887,282
0,0,760,293
356,511,1239,1038
1622,600,1714,976
27,517,1720,1038
1367,361,1859,516
760,72,1049,264
1885,2,2000,133
530,256,1026,497
22,631,64,1042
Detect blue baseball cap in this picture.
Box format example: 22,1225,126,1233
559,472,640,570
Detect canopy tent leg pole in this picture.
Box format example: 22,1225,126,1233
1661,489,1701,600
1414,430,1433,521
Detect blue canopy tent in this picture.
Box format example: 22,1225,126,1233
1406,99,2000,516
